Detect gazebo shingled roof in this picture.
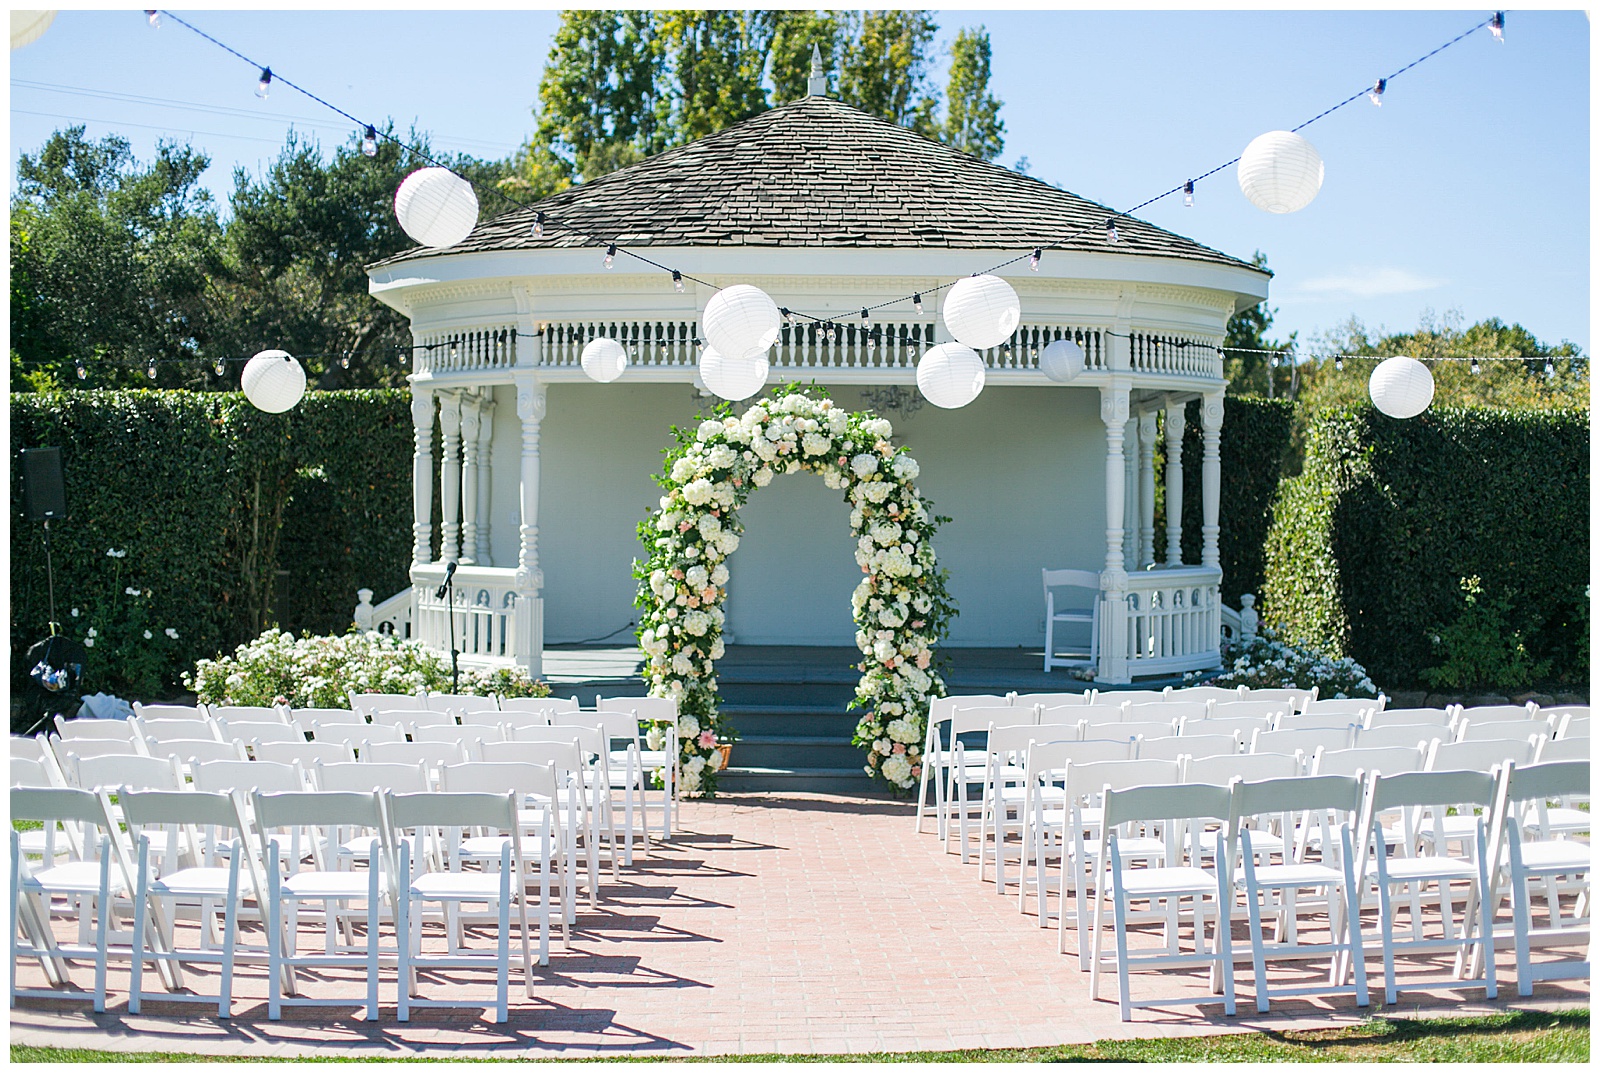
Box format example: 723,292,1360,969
375,95,1259,272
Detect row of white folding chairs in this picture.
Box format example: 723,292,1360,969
11,771,573,1021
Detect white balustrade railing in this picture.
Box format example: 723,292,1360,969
1116,565,1223,677
412,565,530,668
415,327,520,374
1128,331,1224,378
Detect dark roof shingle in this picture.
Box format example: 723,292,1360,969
375,96,1256,271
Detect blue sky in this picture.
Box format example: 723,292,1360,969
8,6,1590,353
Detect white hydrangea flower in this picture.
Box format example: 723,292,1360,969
686,565,709,589
682,479,714,505
711,564,729,586
892,455,920,480
802,432,831,456
886,717,921,744
881,753,913,787
697,514,722,538
677,715,700,739
682,610,711,636
851,453,878,478
863,482,891,503
707,443,737,469
697,420,723,442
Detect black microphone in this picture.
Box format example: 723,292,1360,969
434,560,456,599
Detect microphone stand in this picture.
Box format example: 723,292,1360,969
436,564,459,693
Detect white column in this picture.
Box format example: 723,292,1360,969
1201,391,1224,570
1137,410,1158,569
438,391,462,563
459,391,481,564
1164,399,1186,565
1122,419,1139,571
410,387,435,566
514,378,547,678
476,394,496,565
1099,382,1131,683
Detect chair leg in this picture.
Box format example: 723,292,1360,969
220,865,240,1019
93,849,112,1014
1245,881,1270,1013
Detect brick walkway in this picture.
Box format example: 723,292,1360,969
9,791,1587,1059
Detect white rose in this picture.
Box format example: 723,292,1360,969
709,639,725,659
708,444,737,469
711,564,729,585
851,453,879,478
881,754,913,787
802,432,831,456
683,479,714,505
697,420,723,442
683,610,711,636
753,467,774,487
686,565,709,589
864,482,891,503
892,455,920,480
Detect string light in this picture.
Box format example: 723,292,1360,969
1368,78,1386,106
781,307,795,325
860,308,870,328
144,10,160,29
912,294,924,316
146,360,158,380
673,269,685,293
75,360,87,380
1334,356,1344,371
1545,358,1556,378
603,244,616,269
340,351,352,369
1183,180,1195,208
1489,11,1505,41
532,211,545,238
1105,219,1121,244
214,359,226,376
255,67,272,98
1029,247,1042,271
361,125,378,157
1470,357,1481,375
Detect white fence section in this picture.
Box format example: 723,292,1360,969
1113,565,1224,679
411,564,538,671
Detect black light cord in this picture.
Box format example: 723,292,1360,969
146,9,1507,329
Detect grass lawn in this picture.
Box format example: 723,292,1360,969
10,1010,1589,1063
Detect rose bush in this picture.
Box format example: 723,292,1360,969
1186,626,1379,699
635,386,956,796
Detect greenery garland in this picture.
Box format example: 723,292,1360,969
634,385,956,796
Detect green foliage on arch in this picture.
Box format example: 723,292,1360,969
634,385,956,796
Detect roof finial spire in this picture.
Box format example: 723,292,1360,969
806,44,828,97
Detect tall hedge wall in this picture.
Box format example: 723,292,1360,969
11,390,412,699
1262,406,1590,686
1178,396,1297,607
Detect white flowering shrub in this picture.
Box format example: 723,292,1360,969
185,627,551,708
635,385,956,796
1187,626,1379,700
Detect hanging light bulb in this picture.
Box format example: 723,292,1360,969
145,10,160,28
532,211,545,238
673,270,685,293
1489,11,1505,41
1270,353,1281,369
1105,219,1121,244
1368,78,1386,106
860,308,870,328
1545,358,1556,379
1029,247,1042,271
75,360,87,380
340,351,352,369
146,360,158,380
361,125,378,157
781,307,795,325
1183,180,1195,208
1334,356,1344,371
1470,357,1481,375
214,359,226,377
398,346,410,367
912,293,924,316
603,244,616,269
256,67,273,98
825,323,837,343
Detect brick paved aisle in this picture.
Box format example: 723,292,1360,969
9,791,1587,1059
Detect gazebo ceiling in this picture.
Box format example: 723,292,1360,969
375,96,1262,273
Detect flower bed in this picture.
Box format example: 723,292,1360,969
1187,627,1379,699
635,386,956,796
185,627,550,708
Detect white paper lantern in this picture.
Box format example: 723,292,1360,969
394,167,479,249
580,337,628,383
916,342,986,409
10,10,54,50
701,285,781,358
1368,356,1435,419
241,349,307,413
942,274,1021,350
699,346,770,402
1237,130,1325,214
1039,338,1086,383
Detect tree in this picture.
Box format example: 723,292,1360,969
10,127,226,390
1223,250,1295,398
942,27,1004,160
835,10,941,137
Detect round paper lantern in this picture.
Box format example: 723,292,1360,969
942,274,1021,350
1368,356,1435,419
1237,131,1324,214
241,349,307,413
1039,338,1086,383
916,342,986,409
10,10,55,50
701,285,781,358
580,337,628,383
394,167,479,249
699,346,770,402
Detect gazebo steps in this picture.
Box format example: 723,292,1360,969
725,733,862,771
717,766,871,794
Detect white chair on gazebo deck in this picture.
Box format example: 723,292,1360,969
1043,568,1100,673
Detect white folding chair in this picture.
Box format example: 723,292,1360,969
1014,692,1092,708
122,789,260,1017
312,721,402,754
1487,760,1591,996
132,703,208,722
1353,723,1451,752
287,706,366,734
510,723,623,878
1166,685,1245,704
386,790,535,1022
1358,769,1499,1004
1240,686,1317,714
1189,714,1272,742
1365,706,1454,732
1454,720,1550,749
216,720,305,749
499,696,580,716
348,691,425,718
1089,719,1176,743
1017,738,1135,925
135,718,224,747
424,693,501,715
1276,711,1362,734
1089,782,1237,1020
916,696,1009,835
1135,733,1238,764
1092,689,1169,705
253,739,355,769
411,722,506,761
10,733,53,762
10,786,139,1011
253,789,388,1021
1456,703,1540,725
1250,726,1355,758
209,705,290,725
1208,699,1291,723
1306,696,1386,719
143,738,249,779
1042,567,1100,672
557,711,651,862
977,722,1081,895
1128,700,1208,726
942,706,1036,861
361,740,467,786
1536,736,1590,764
1182,751,1300,787
53,715,139,743
1311,744,1426,780
1546,707,1589,740
598,697,680,834
1229,774,1368,1013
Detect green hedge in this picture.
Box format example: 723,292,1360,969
1177,396,1297,607
11,389,412,699
1262,406,1590,686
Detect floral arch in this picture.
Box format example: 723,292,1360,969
635,386,955,797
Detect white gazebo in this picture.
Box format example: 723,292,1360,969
362,85,1268,685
